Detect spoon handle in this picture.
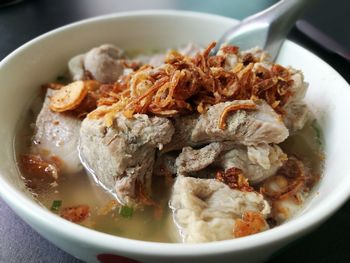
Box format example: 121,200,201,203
258,0,314,56
216,0,317,60
254,0,312,23
296,19,350,62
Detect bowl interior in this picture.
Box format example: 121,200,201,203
0,10,350,256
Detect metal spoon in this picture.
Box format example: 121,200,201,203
214,0,316,61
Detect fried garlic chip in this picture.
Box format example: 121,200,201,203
50,80,88,112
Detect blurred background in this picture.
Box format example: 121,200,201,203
0,0,349,263
1,0,349,79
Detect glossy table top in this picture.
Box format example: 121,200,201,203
0,0,349,262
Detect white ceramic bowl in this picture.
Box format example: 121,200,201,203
0,10,350,263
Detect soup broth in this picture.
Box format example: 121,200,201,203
15,104,323,242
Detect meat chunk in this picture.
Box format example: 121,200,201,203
247,144,286,170
255,64,310,133
192,100,289,146
283,102,310,133
286,69,308,105
161,114,198,153
84,44,124,83
163,100,288,152
283,69,310,132
68,54,85,81
32,89,82,174
170,176,270,243
175,143,224,175
79,113,174,205
171,141,285,183
215,144,287,184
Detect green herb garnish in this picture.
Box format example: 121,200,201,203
311,119,323,146
119,206,133,218
51,200,62,212
56,75,68,84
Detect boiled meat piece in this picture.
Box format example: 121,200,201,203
192,100,289,146
175,142,224,175
170,176,270,243
215,144,287,183
68,44,127,83
32,89,82,174
282,69,310,132
173,141,286,183
161,114,198,153
68,54,85,81
79,113,174,205
283,102,310,133
83,44,125,83
286,69,308,106
163,100,289,153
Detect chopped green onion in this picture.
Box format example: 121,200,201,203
119,206,133,218
311,120,322,146
51,200,62,212
56,75,67,83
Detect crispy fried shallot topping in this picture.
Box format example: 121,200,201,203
260,156,306,200
43,42,294,126
60,205,90,223
79,42,294,127
218,102,257,129
234,211,267,238
50,81,88,112
47,80,103,118
216,167,253,192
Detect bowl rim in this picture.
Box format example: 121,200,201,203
1,9,350,257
